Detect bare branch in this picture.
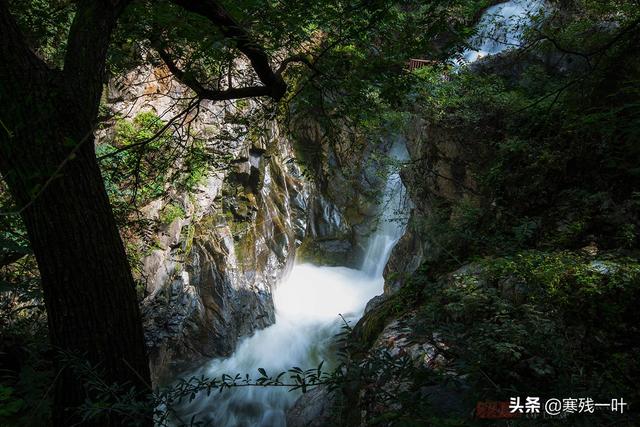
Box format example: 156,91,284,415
156,47,275,101
170,0,287,100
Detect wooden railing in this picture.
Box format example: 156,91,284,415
406,58,451,81
407,58,436,71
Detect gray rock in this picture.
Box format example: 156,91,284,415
286,386,336,427
364,294,386,314
104,63,313,384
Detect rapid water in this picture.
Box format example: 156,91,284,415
170,142,410,427
361,140,411,277
460,0,545,63
168,3,547,424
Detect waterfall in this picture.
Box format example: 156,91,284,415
170,141,411,427
167,4,549,424
361,139,411,277
459,0,545,63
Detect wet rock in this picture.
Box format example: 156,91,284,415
103,64,311,384
286,386,336,427
348,308,470,425
383,224,424,295
364,294,386,314
142,145,307,382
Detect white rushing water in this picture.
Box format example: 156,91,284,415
169,3,548,424
361,140,411,277
460,0,545,63
172,141,410,427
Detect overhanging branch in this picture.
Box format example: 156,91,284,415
156,46,275,101
276,54,318,75
170,0,287,100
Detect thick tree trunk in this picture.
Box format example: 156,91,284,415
31,142,151,427
1,1,151,425
1,113,152,427
2,0,288,422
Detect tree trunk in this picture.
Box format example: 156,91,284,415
1,2,151,425
1,111,152,427
1,0,288,423
1,124,154,426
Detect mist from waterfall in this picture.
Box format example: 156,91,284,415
170,141,411,427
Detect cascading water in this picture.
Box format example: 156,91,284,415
361,140,411,278
460,0,545,63
168,4,550,424
168,3,549,422
170,141,410,427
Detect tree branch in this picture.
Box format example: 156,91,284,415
170,0,287,100
0,250,26,268
98,97,200,160
156,47,276,101
62,0,132,124
276,54,318,75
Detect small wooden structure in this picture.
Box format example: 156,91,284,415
406,58,451,81
407,58,436,71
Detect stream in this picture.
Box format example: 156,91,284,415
169,1,544,425
170,140,410,427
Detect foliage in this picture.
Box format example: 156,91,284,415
405,251,640,425
338,2,640,424
404,29,640,264
56,322,355,426
0,182,51,426
7,0,74,67
339,251,640,426
98,111,209,216
2,0,639,425
60,318,445,426
282,0,491,179
159,202,186,225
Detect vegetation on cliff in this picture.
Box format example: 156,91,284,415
341,1,640,425
1,0,639,426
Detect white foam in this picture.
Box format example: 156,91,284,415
172,140,411,426
172,264,383,426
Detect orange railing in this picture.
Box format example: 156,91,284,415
407,58,436,71
406,58,451,81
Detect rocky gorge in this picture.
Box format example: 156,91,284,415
99,66,335,384
1,0,639,426
71,1,640,425
109,1,637,424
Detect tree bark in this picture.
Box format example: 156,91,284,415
3,124,153,427
1,1,151,426
1,0,288,424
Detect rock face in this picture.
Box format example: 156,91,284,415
291,117,411,269
355,309,468,423
286,386,336,427
381,104,487,295
101,63,389,384
100,64,310,383
141,151,302,382
382,43,594,294
99,60,431,398
290,117,362,267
